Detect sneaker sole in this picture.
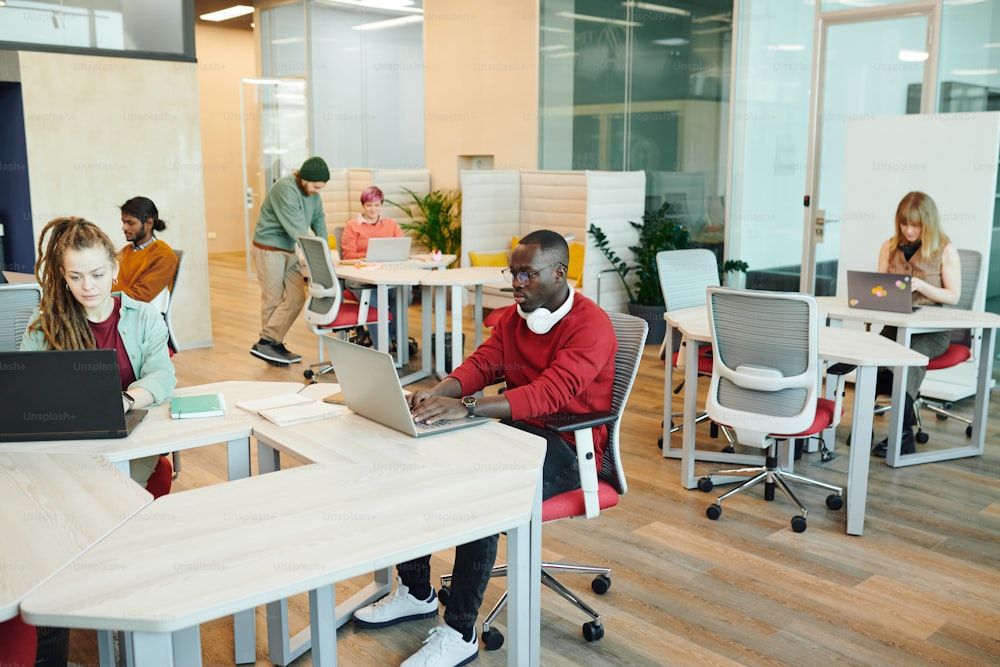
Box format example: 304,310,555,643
353,608,438,629
249,348,291,365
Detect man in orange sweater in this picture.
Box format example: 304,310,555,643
116,196,179,316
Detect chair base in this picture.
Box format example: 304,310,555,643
439,561,610,649
700,453,844,532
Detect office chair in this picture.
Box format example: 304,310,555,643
655,249,732,449
698,287,847,533
439,310,648,649
0,282,42,352
297,234,381,379
912,248,982,444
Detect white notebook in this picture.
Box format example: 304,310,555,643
257,401,347,427
236,393,314,413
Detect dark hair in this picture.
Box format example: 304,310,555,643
30,217,118,350
519,229,569,267
120,196,167,232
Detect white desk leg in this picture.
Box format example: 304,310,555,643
227,435,256,663
473,286,484,349
506,472,541,667
885,327,912,467
395,284,408,366
971,327,995,454
131,627,201,667
450,285,463,373
376,284,390,356
661,321,679,458
421,285,433,375
846,365,877,536
309,585,337,667
680,339,701,489
434,284,447,378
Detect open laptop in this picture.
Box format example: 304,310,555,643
846,270,914,313
0,349,148,441
325,337,491,437
365,237,412,263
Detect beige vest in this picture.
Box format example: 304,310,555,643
886,245,942,307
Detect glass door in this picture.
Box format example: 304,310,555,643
240,78,309,276
801,2,940,294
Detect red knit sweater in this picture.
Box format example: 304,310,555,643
116,240,178,304
449,293,617,461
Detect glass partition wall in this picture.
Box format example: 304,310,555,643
539,0,734,249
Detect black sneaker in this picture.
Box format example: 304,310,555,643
273,343,302,363
250,340,293,364
872,429,916,458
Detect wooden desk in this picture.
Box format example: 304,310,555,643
818,297,1000,467
21,432,544,667
0,452,151,623
663,305,927,536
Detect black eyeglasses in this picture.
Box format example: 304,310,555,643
501,262,564,287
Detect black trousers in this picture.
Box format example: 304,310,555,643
396,420,582,635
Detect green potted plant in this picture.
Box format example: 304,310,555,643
588,201,746,345
388,188,462,266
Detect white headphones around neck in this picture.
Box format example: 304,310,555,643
517,288,574,335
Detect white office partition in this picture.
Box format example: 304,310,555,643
319,169,352,234
370,168,431,225
459,170,521,267
584,170,648,313
839,111,1000,400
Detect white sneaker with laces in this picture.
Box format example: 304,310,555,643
352,577,438,629
401,625,478,667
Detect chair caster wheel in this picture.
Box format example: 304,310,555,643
706,504,721,520
936,414,948,421
915,431,929,444
481,627,504,651
582,621,604,642
657,437,663,449
437,586,450,605
791,516,807,533
720,445,734,454
591,574,611,594
966,425,973,437
697,477,714,492
826,494,844,511
303,370,314,380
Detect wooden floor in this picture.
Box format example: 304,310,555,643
68,252,1000,666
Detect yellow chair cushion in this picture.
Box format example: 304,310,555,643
469,251,509,267
566,242,585,282
328,234,337,249
511,236,519,252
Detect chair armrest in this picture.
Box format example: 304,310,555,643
826,363,856,376
544,412,615,519
544,411,616,433
824,363,855,429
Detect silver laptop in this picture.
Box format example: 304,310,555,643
325,337,491,437
0,349,148,441
365,237,412,263
846,270,914,313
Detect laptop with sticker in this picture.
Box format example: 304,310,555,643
846,270,914,313
0,349,148,441
325,337,490,437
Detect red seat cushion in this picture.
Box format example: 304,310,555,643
317,303,385,330
927,344,970,371
773,397,836,437
542,480,619,522
671,345,714,375
484,306,513,329
145,455,173,499
0,616,36,667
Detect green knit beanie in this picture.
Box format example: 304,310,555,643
299,156,330,183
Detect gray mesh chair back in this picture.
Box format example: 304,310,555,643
954,249,981,310
0,282,42,352
298,234,344,327
602,310,648,494
657,248,719,313
706,287,819,448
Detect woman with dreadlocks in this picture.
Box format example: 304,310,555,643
20,217,176,485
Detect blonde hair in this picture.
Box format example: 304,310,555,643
29,217,117,350
891,191,949,260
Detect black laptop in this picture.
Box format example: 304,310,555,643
0,349,148,441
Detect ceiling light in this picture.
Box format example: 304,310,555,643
898,49,928,62
555,12,640,28
622,2,690,16
353,15,423,31
767,44,806,51
655,38,689,46
951,68,999,76
200,5,254,22
316,0,422,13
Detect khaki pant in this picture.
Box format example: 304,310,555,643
252,246,306,344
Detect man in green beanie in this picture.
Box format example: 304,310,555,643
250,156,330,364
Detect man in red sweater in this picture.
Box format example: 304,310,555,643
353,229,617,667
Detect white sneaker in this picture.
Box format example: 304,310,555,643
401,625,478,667
353,577,438,629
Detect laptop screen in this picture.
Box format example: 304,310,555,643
365,237,412,263
0,349,141,441
846,270,913,313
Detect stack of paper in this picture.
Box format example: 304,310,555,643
257,401,346,427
